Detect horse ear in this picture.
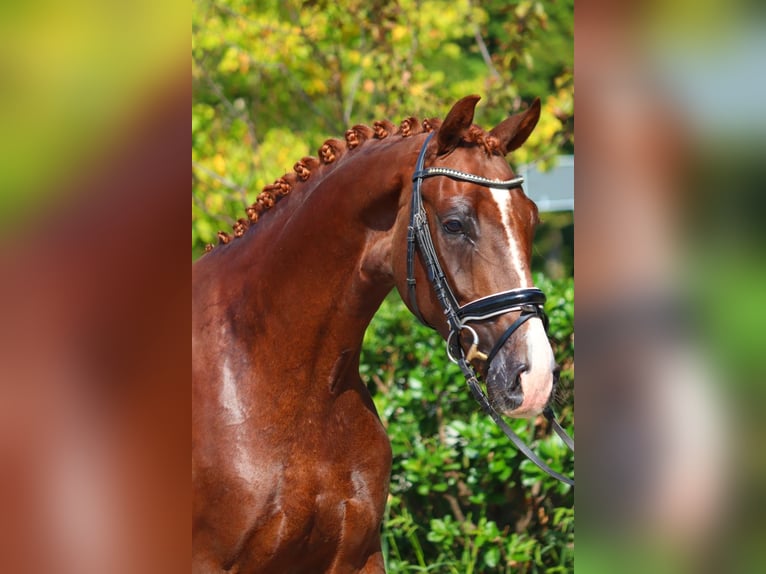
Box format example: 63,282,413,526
489,97,541,155
436,95,481,155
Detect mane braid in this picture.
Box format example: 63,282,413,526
466,124,502,155
200,111,509,254
203,111,444,253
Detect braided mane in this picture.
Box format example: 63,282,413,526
203,114,501,253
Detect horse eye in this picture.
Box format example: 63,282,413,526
442,219,464,234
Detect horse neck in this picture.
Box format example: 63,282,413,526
221,136,421,380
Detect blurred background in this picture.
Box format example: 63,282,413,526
0,1,187,573
576,1,766,573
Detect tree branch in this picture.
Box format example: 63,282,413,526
474,25,501,80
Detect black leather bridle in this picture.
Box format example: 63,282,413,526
406,132,574,486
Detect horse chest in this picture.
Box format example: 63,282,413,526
204,398,389,572
271,421,389,538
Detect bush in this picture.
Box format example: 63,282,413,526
361,273,574,573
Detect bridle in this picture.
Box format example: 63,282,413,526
406,132,574,487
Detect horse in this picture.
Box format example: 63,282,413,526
192,94,556,573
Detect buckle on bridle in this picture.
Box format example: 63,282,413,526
446,325,488,364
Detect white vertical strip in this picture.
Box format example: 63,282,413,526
489,187,530,288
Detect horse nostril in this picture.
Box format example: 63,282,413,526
509,362,528,390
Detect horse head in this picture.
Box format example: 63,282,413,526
392,95,556,418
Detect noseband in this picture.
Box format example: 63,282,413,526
406,132,574,486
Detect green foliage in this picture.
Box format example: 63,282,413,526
362,275,574,572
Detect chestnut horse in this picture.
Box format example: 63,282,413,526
192,95,555,573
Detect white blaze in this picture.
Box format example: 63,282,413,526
519,320,556,416
488,187,555,416
489,188,530,288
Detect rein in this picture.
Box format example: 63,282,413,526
406,132,574,487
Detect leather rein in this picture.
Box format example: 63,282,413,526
406,132,574,487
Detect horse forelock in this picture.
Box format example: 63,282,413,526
466,125,502,156
202,112,501,253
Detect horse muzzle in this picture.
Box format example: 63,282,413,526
485,320,556,418
486,356,526,414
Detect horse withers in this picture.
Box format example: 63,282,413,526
192,95,554,573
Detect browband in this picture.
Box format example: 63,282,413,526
412,167,524,189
